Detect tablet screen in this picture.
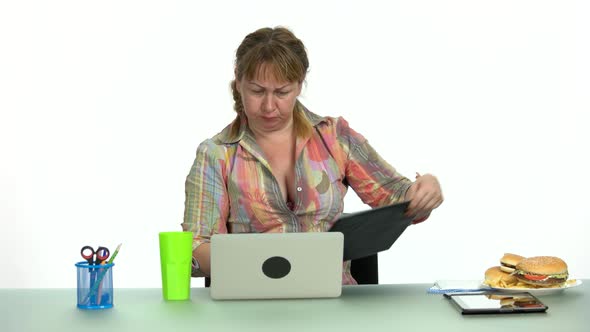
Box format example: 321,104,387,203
449,292,547,314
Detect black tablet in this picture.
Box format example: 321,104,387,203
329,201,412,261
446,292,548,315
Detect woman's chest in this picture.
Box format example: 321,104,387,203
265,149,296,201
226,143,346,230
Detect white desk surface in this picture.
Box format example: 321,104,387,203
1,282,587,332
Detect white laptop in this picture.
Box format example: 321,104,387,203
210,232,344,300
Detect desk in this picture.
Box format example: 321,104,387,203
1,282,587,332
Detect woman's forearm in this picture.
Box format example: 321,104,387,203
193,243,211,277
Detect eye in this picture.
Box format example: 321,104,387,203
251,89,264,95
275,90,289,97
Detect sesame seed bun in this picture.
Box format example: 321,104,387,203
514,256,569,287
515,256,568,276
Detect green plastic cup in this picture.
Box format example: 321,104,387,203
159,231,193,300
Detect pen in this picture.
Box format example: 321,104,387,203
96,254,111,305
107,243,122,264
84,243,122,305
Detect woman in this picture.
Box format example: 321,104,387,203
182,27,443,284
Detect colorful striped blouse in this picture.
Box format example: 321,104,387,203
182,108,412,285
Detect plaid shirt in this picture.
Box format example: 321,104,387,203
182,108,412,284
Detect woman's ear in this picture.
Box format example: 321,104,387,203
296,81,303,96
235,79,242,95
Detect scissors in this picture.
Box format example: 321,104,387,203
80,246,109,305
80,246,110,265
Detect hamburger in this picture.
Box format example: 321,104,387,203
500,296,542,308
484,266,518,288
500,253,525,273
513,256,569,287
486,293,541,308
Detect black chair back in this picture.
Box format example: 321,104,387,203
350,254,379,284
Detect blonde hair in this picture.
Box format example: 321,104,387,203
229,27,312,140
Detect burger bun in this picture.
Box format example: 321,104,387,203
514,256,569,287
484,266,518,288
500,253,525,273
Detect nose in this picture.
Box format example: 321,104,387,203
261,93,275,113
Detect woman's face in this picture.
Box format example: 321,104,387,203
236,65,302,136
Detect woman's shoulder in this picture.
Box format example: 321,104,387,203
302,107,349,133
307,110,366,148
309,112,355,138
196,120,241,150
194,136,233,158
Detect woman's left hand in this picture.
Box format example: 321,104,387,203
404,173,443,224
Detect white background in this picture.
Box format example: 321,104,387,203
1,0,588,288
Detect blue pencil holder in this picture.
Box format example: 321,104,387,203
75,261,114,309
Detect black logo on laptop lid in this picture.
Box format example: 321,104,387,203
262,256,291,279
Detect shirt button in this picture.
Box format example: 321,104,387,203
296,187,302,192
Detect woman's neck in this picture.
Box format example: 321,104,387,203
250,121,295,144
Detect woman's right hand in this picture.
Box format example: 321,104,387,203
404,173,443,224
